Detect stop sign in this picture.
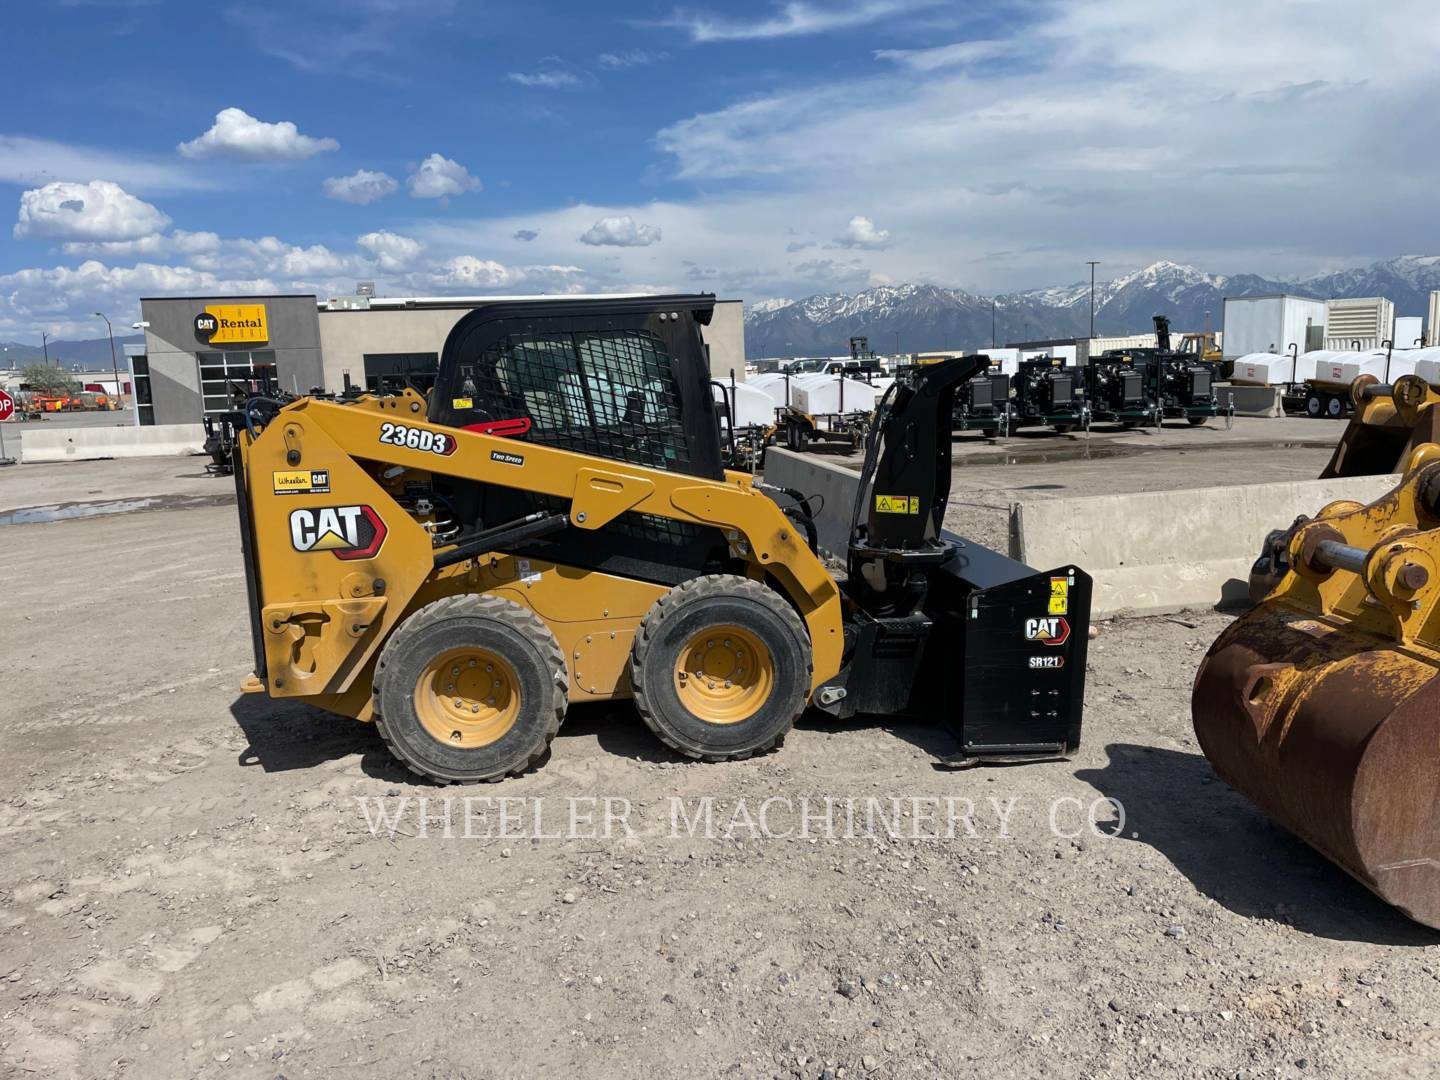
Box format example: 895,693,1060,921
0,389,13,422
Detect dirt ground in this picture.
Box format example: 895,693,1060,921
3,440,1439,1080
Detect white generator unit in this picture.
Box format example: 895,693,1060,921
712,381,777,429
1309,349,1389,386
1406,348,1440,386
1222,294,1327,361
747,373,796,407
1324,297,1395,352
1229,351,1313,386
790,373,876,415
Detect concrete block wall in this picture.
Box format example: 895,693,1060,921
20,424,207,463
1015,474,1402,617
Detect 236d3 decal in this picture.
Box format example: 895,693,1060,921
379,422,456,456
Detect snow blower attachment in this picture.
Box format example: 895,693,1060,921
1194,453,1440,928
229,295,1092,783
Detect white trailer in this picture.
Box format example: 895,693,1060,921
1222,294,1327,361
1395,316,1425,349
1429,291,1440,347
1324,297,1395,352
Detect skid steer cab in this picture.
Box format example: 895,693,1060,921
229,294,1092,784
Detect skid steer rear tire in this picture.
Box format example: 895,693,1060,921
373,594,567,784
631,575,811,761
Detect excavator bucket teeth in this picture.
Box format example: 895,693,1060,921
1193,603,1440,928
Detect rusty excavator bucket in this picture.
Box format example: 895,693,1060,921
1193,449,1440,928
1321,374,1440,478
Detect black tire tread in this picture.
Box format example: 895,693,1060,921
631,574,812,762
373,593,567,785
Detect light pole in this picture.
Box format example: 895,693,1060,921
95,312,121,410
41,331,49,365
1086,261,1101,338
991,299,996,348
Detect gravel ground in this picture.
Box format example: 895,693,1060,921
2,446,1437,1079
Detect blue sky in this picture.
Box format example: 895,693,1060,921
3,0,1439,339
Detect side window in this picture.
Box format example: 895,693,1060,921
442,326,693,472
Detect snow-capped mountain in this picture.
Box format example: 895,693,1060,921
743,256,1440,358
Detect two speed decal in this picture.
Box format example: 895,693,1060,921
379,422,456,457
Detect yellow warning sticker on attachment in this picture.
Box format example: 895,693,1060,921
452,397,474,410
1048,576,1069,615
875,494,920,515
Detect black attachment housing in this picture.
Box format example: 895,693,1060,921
818,358,1091,759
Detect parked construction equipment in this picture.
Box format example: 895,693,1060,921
1084,353,1158,427
228,295,1092,784
1010,356,1088,432
1194,447,1440,929
951,360,1011,436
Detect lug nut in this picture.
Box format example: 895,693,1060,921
450,730,461,742
454,698,463,708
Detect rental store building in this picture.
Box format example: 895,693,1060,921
131,294,745,427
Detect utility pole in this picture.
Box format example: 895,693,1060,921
41,330,49,365
991,300,996,348
1086,261,1101,338
95,312,121,410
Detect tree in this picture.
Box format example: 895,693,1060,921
21,363,79,395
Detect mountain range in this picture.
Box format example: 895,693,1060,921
743,256,1440,358
0,334,145,369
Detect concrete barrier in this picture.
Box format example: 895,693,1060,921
1216,382,1284,418
20,423,207,464
1013,474,1402,617
762,448,863,556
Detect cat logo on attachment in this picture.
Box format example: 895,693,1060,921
289,505,387,561
1023,616,1070,647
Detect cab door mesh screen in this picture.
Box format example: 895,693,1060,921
455,329,692,472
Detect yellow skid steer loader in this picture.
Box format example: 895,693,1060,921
230,295,1091,783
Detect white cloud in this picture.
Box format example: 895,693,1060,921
357,230,425,272
0,134,211,193
0,260,279,338
834,215,891,250
61,229,221,258
664,0,939,42
14,180,171,241
596,50,665,70
177,108,339,161
507,70,581,89
580,215,663,247
322,169,399,204
407,153,481,199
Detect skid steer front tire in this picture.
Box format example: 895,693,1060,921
631,575,811,761
373,594,567,784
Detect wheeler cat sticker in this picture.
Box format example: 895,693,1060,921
272,469,330,495
289,505,387,561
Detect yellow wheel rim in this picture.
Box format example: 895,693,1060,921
673,624,774,724
414,647,520,748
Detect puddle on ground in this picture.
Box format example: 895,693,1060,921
0,492,233,526
953,439,1335,467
